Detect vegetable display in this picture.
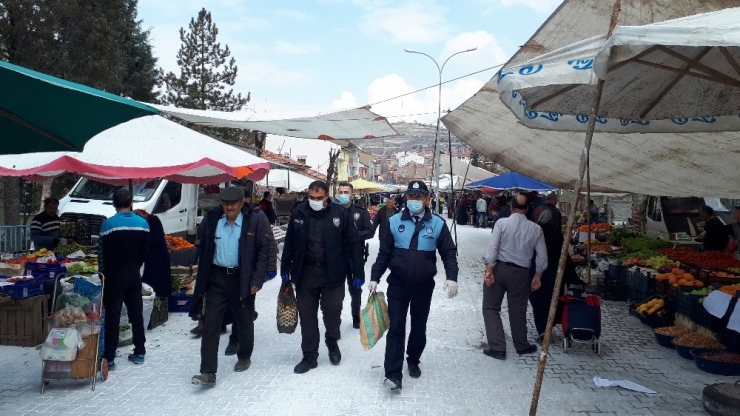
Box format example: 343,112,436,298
165,236,195,252
659,247,740,271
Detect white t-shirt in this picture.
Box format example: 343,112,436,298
476,198,488,213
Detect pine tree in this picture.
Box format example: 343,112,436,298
162,8,249,111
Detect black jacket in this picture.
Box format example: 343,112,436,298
260,199,278,225
372,206,400,243
191,205,271,318
281,202,364,287
704,216,730,252
346,203,373,241
371,208,458,286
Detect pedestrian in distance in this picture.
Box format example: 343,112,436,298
98,188,150,371
336,182,373,329
476,193,488,228
370,180,459,391
260,191,278,225
30,197,64,251
482,194,547,360
372,197,401,243
191,187,271,387
280,180,365,374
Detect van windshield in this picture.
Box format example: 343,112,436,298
69,179,162,202
660,197,730,216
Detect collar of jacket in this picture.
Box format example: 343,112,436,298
401,207,432,221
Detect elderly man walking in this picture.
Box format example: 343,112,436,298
482,194,547,360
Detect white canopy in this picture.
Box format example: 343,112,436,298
443,0,740,197
0,115,270,185
498,7,740,133
257,169,314,192
151,105,398,141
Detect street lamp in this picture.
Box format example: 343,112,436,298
405,47,477,213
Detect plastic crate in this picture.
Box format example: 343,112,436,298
676,287,694,316
148,297,169,329
6,278,43,299
24,262,66,280
606,264,624,281
720,328,740,354
603,279,628,301
634,295,675,328
169,293,193,313
691,299,719,331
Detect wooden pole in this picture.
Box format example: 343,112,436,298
528,2,620,414
448,128,459,248
587,160,592,284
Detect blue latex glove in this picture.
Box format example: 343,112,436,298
281,274,291,283
266,271,277,280
352,278,364,289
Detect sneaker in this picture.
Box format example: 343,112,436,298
326,343,341,365
225,342,238,356
192,373,216,386
516,344,537,355
128,353,145,364
108,360,116,371
408,363,421,378
294,357,318,374
234,359,251,372
384,377,402,391
482,349,506,360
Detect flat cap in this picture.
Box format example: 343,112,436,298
219,187,244,202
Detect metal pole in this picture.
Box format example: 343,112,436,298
529,2,621,414
405,48,477,214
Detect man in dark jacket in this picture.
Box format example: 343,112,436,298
191,187,271,387
260,191,278,225
698,205,730,251
336,182,373,329
281,180,364,374
372,197,400,244
30,197,63,251
98,189,149,371
370,180,459,391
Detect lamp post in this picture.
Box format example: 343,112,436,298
404,47,476,213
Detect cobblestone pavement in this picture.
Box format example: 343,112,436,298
0,219,727,415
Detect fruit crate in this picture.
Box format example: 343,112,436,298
0,295,48,346
720,328,740,354
603,279,628,301
6,278,43,299
676,287,694,316
627,268,654,295
148,297,169,330
691,298,719,331
628,286,648,303
606,264,624,282
634,295,675,328
24,262,66,280
169,293,193,313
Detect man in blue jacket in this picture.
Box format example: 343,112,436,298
370,180,459,391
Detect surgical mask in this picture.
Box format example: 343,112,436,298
407,200,424,214
337,194,351,205
309,199,325,211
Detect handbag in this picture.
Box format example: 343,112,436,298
359,292,390,351
276,281,298,334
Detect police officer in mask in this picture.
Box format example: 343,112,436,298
336,182,372,329
280,180,365,374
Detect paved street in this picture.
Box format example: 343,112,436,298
0,219,729,415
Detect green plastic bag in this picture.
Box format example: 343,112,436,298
359,292,390,351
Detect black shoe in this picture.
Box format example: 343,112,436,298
294,357,318,374
225,342,238,356
352,321,360,329
326,342,342,365
516,344,537,355
234,359,251,372
384,377,402,391
191,373,216,386
483,349,506,360
408,363,421,378
253,311,259,322
190,321,204,338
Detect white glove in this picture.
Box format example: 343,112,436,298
368,281,378,294
444,280,458,299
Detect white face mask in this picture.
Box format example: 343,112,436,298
309,199,325,211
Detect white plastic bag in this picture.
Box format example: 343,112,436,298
40,327,83,361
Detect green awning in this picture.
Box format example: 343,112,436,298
0,60,159,155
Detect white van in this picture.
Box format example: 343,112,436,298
58,178,199,241
644,196,732,245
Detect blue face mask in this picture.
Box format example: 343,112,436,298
407,200,424,214
337,194,351,205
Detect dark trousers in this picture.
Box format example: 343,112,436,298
529,267,559,335
384,279,435,380
296,279,345,360
346,274,362,325
103,272,146,362
482,262,531,352
200,269,255,374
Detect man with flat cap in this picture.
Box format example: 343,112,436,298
191,187,271,387
370,180,459,391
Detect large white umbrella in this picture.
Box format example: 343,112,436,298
258,169,314,192
0,115,270,184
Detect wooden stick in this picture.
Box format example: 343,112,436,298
529,1,620,414
655,46,740,86
633,59,740,88
719,47,740,78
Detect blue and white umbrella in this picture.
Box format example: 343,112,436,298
498,6,740,133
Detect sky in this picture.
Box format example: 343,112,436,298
137,0,562,173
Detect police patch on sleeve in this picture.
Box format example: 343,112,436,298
333,218,340,227
398,224,405,232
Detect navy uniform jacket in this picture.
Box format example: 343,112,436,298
371,208,458,286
